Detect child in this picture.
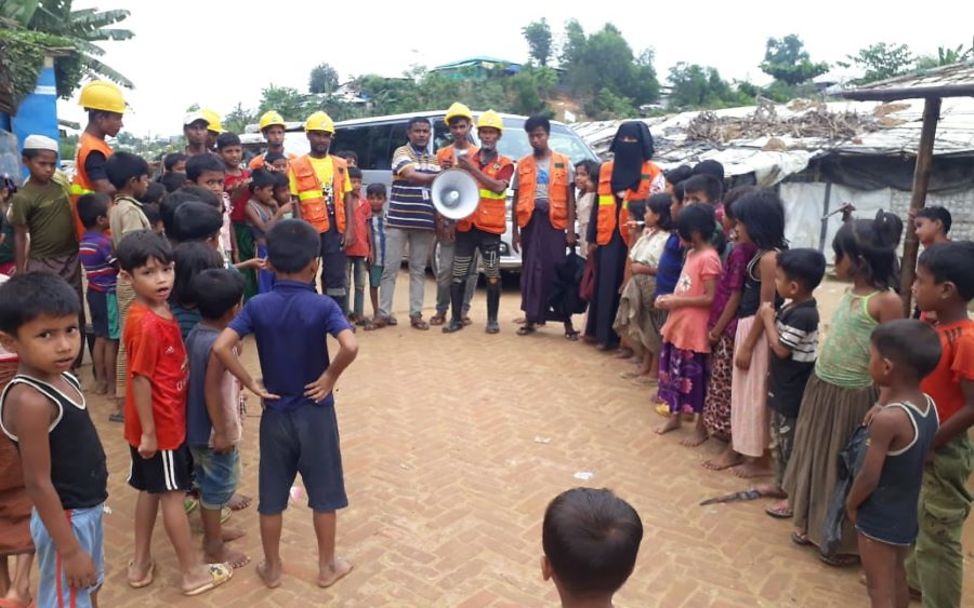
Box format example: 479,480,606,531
344,167,370,323
142,203,165,235
847,319,940,608
760,248,825,517
541,487,643,608
615,193,672,383
0,176,17,276
162,152,187,176
171,240,224,339
161,172,188,194
654,204,721,442
186,154,235,264
642,181,686,360
574,160,600,255
77,193,120,397
697,188,756,457
272,172,291,212
139,181,166,208
185,269,249,569
683,173,728,257
263,152,289,174
116,230,232,595
336,150,358,168
725,191,788,477
784,211,903,565
245,169,288,294
905,241,974,606
913,206,951,249
0,272,107,608
365,183,387,328
213,219,358,589
219,133,255,297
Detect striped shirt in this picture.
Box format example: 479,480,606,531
387,144,440,230
370,214,387,267
78,230,117,292
767,298,820,418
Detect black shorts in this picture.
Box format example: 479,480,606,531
128,443,193,494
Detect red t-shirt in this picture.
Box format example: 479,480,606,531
920,319,974,423
225,169,252,223
344,196,372,258
123,302,189,450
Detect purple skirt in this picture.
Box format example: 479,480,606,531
657,342,709,415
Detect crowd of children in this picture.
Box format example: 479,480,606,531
0,88,973,607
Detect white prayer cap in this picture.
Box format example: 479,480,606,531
23,134,58,153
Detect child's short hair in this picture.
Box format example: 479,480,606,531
139,181,166,206
173,201,223,242
916,206,952,235
272,172,289,191
163,152,187,173
574,159,601,181
348,166,363,180
174,185,221,208
142,202,162,227
672,180,687,205
542,488,643,598
692,159,725,182
777,248,826,292
871,319,941,380
646,193,674,231
22,148,54,161
77,192,111,229
336,150,358,164
250,168,276,191
104,151,150,190
267,219,320,273
683,174,722,204
407,116,432,130
216,132,241,150
0,272,81,335
664,164,693,186
185,154,226,182
172,242,223,308
676,203,716,242
160,172,187,193
192,269,244,320
366,183,387,198
264,151,286,165
117,230,173,272
917,241,974,302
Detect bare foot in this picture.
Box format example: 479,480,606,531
181,563,232,596
227,493,252,511
733,461,773,479
681,427,708,447
222,527,245,542
205,545,250,569
127,559,155,588
703,448,743,471
257,560,283,589
93,381,108,395
318,557,353,588
656,415,681,435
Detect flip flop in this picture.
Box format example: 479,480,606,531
221,506,232,524
819,553,859,568
516,325,537,336
183,563,233,596
765,503,794,519
108,412,124,423
184,497,199,515
362,320,378,331
386,316,398,326
564,329,580,341
410,317,430,330
462,316,473,326
791,531,812,547
428,313,446,326
127,560,155,589
632,375,659,386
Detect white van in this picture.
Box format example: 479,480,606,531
241,111,600,272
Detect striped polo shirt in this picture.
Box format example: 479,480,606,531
388,144,440,231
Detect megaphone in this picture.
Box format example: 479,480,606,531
431,169,480,220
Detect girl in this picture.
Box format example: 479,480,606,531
654,203,721,443
614,194,673,383
785,211,903,566
170,241,225,340
574,160,600,256
699,187,759,454
723,190,788,477
245,169,290,294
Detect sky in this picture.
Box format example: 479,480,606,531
57,0,974,137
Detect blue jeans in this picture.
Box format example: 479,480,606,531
189,446,241,510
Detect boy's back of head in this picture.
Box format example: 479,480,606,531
0,272,81,336
104,151,150,191
266,219,320,274
172,241,223,308
160,171,187,193
917,241,974,303
542,488,643,601
116,230,173,273
77,192,111,230
777,248,827,294
871,319,942,381
172,201,223,243
185,153,225,183
139,181,166,206
682,174,723,204
692,159,725,183
191,269,244,320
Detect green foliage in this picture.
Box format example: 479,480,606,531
223,102,257,134
309,63,339,95
0,27,74,108
0,0,40,23
585,88,636,120
522,19,553,66
838,42,914,84
258,85,317,121
59,131,77,160
759,34,829,86
915,41,974,69
667,63,751,110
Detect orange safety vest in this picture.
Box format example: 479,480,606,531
457,152,513,235
515,151,570,230
595,160,661,247
69,132,114,240
289,154,348,234
249,151,297,171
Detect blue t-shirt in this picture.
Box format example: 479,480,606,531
654,233,683,297
228,280,352,411
185,323,219,446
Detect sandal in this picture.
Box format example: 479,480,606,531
516,325,537,336
632,375,658,386
386,315,398,326
109,412,125,423
765,501,793,519
462,316,473,326
819,553,860,568
362,319,378,331
429,313,446,326
791,531,812,547
410,317,430,331
183,563,233,596
127,560,155,589
564,329,580,341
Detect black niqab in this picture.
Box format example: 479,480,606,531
609,121,654,193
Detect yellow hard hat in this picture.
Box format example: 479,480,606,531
445,102,473,125
259,110,286,131
201,108,225,133
78,80,125,114
477,110,504,133
304,111,335,133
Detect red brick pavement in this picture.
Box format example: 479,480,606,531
73,275,974,606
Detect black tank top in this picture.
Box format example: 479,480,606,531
738,249,784,317
0,373,108,509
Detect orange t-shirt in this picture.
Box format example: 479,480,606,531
920,319,974,423
123,302,189,450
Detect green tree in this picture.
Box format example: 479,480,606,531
915,41,974,69
668,63,746,109
309,63,339,95
522,18,553,66
224,102,257,134
258,85,316,121
759,34,829,86
839,42,914,84
559,19,586,67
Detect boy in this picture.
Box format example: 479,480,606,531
142,203,165,236
906,241,974,607
213,219,358,589
541,487,643,608
272,172,291,211
846,319,941,608
366,183,387,326
218,133,255,297
162,152,188,176
759,248,826,517
184,269,248,569
116,230,232,596
161,172,188,194
914,206,951,249
77,193,120,397
344,167,370,323
0,272,108,608
263,152,289,173
186,154,236,263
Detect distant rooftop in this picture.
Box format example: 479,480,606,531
431,56,521,71
837,61,974,102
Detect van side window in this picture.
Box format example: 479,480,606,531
333,124,393,170
433,119,451,153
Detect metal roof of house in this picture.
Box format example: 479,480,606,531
431,56,521,70
836,61,974,101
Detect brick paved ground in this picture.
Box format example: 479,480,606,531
77,274,973,607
